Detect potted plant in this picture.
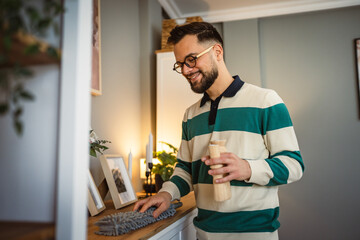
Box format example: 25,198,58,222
89,129,111,157
152,141,178,192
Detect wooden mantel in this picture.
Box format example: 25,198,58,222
87,191,196,240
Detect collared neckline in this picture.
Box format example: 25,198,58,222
200,75,244,107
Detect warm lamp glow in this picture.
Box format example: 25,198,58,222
140,158,160,179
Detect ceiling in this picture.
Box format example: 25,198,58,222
158,0,360,23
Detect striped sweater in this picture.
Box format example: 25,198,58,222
160,78,304,240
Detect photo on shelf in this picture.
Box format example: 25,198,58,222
100,155,137,209
87,169,106,216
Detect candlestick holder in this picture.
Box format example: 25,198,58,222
145,170,150,197
148,162,153,196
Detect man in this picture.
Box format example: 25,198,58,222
134,22,304,240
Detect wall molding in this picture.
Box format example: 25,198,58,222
158,0,360,22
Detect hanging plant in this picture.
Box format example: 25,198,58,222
0,0,64,135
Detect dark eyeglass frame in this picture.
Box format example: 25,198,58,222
173,45,215,74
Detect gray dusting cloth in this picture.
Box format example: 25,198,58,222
95,202,183,236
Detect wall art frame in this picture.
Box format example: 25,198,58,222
91,0,102,96
99,155,137,209
87,169,106,216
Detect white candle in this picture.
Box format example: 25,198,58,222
146,144,150,171
128,150,132,179
149,132,153,165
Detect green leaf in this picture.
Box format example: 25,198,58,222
14,119,23,136
90,148,97,157
20,90,35,101
15,67,33,77
13,107,23,118
0,103,9,115
24,43,40,55
46,46,59,59
25,6,40,22
37,18,52,34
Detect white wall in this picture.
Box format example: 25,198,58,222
224,6,360,240
0,66,59,222
90,0,162,193
0,3,61,221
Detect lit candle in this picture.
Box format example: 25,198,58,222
128,150,132,179
148,132,153,165
146,144,150,172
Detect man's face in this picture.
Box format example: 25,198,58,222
173,35,218,94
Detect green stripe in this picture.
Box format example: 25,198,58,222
175,158,191,175
262,103,293,133
183,104,292,140
170,175,190,197
265,158,289,186
271,150,304,172
182,112,213,140
266,150,304,186
194,207,280,233
192,160,253,186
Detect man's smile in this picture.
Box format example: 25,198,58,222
187,71,201,83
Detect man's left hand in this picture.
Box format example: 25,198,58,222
201,152,252,183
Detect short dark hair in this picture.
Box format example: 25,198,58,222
167,22,223,47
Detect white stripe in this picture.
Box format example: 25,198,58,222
183,99,207,121
182,131,269,162
265,126,300,153
246,159,274,185
172,166,193,190
194,183,279,212
278,155,303,183
219,83,283,109
196,228,279,240
159,181,180,201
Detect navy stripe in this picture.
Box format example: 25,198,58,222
194,207,280,233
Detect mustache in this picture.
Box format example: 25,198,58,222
185,70,201,80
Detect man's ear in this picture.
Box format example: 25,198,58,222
213,44,223,61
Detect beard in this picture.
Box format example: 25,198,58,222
187,66,219,94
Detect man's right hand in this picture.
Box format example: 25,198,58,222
133,191,172,218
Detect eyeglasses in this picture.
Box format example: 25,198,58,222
173,45,214,74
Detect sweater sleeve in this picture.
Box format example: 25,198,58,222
246,90,304,186
159,112,193,201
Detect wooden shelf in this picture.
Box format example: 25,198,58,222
0,31,60,68
87,191,196,240
0,221,55,240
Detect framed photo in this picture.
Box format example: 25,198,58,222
91,0,102,96
87,169,106,216
99,155,137,209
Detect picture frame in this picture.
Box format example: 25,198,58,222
99,155,137,209
87,169,106,216
91,0,102,96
